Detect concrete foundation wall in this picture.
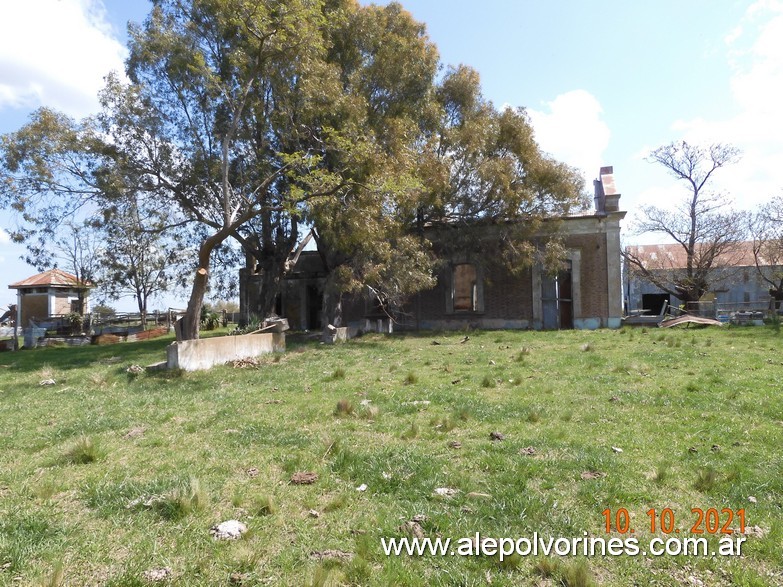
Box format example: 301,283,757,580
167,332,285,372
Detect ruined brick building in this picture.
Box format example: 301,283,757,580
240,167,625,331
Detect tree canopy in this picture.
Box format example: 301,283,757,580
0,0,586,339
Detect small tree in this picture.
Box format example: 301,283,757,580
99,198,178,327
623,141,747,303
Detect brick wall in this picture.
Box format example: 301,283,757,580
563,232,609,319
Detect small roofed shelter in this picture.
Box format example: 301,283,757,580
8,269,93,327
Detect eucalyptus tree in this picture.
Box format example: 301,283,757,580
416,65,585,273
109,0,357,339
1,0,586,339
298,0,442,325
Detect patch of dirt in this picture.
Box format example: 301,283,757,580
519,446,537,456
142,567,172,582
399,517,426,539
580,471,606,480
309,549,352,561
743,525,766,538
448,441,462,449
290,471,318,485
489,431,505,441
123,427,146,440
245,467,259,478
230,357,260,369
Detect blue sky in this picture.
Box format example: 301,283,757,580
1,0,781,310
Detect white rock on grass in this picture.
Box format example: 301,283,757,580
210,520,247,540
434,487,458,497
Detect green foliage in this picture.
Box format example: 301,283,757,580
694,467,719,492
155,477,207,521
63,435,102,464
767,312,781,333
200,308,220,331
91,304,116,317
1,0,586,340
65,312,83,334
334,399,354,417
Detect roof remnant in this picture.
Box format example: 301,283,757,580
659,315,723,328
9,268,92,290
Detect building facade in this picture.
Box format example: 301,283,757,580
624,242,780,316
241,167,626,331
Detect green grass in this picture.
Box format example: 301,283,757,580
0,326,781,585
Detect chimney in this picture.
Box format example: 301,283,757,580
593,177,605,216
595,166,620,214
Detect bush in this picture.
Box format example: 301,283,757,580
200,305,221,330
65,312,83,335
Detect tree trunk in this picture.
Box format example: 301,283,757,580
137,294,147,328
180,238,221,341
771,288,783,310
321,286,343,329
257,267,281,318
180,268,209,340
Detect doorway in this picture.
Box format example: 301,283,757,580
541,261,574,330
306,285,321,330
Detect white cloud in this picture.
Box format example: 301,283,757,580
671,0,783,211
0,0,126,118
0,230,9,244
527,89,611,182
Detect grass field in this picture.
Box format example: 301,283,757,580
0,325,781,586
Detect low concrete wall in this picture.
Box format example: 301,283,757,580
167,332,285,372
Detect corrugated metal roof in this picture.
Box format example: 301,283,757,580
625,242,764,269
8,268,92,289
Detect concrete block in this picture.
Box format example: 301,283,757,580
263,317,289,332
167,332,285,371
321,326,358,344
